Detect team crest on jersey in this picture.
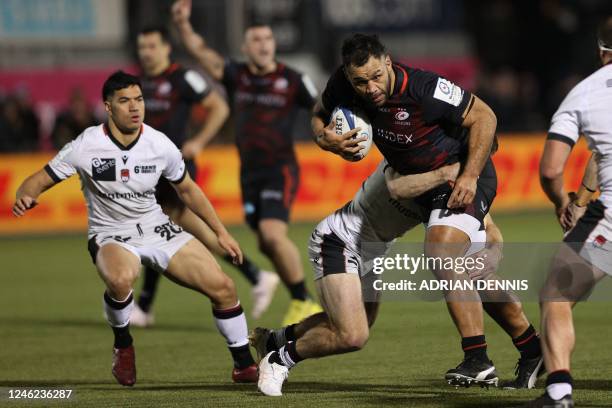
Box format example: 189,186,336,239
91,158,116,181
395,111,409,121
158,81,172,95
274,78,288,90
121,169,130,183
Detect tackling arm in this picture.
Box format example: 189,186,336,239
171,173,243,263
384,162,460,200
172,0,225,81
13,169,57,217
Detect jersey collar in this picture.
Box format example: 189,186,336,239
390,64,409,98
103,123,143,151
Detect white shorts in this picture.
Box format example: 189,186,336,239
309,216,393,281
565,200,612,275
88,217,194,273
426,209,486,256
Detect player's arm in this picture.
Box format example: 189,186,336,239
171,173,243,263
181,90,229,159
311,101,365,157
540,139,573,222
560,152,598,231
172,0,225,81
448,95,497,209
12,169,57,217
385,162,460,199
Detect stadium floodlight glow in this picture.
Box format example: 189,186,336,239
598,39,612,52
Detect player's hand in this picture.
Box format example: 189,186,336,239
316,121,366,158
555,192,573,230
172,0,191,24
560,192,586,232
447,174,477,209
12,196,38,217
181,139,203,160
218,231,243,265
442,162,461,183
466,245,503,281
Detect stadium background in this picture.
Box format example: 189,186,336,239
1,1,612,407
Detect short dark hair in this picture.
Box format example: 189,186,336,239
341,34,387,67
138,25,171,43
597,17,612,50
102,71,141,101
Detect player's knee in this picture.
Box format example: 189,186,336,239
106,270,136,297
258,232,283,254
338,328,369,352
210,274,237,305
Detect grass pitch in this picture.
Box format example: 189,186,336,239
1,211,612,407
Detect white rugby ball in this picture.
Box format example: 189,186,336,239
331,106,373,161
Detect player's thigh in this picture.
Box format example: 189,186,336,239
165,237,233,297
173,207,224,255
315,273,368,335
95,242,141,290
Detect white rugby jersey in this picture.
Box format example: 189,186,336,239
549,63,612,206
326,161,426,245
45,123,186,234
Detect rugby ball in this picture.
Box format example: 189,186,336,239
331,106,373,161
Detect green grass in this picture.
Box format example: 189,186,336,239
1,211,611,407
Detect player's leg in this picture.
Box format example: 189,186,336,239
91,239,141,386
254,165,321,325
163,237,257,382
173,205,279,319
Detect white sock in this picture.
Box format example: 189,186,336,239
212,302,249,347
103,291,134,327
547,382,572,400
278,343,297,369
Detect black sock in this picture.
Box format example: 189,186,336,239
269,350,283,365
229,344,255,369
513,324,542,359
138,267,160,312
285,324,297,342
462,335,489,362
112,325,133,349
288,281,309,301
223,254,260,286
104,292,134,349
546,370,573,387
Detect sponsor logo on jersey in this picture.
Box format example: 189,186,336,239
122,155,128,165
121,169,130,183
91,158,116,181
376,128,413,144
274,77,288,90
433,78,464,107
158,81,172,95
134,165,157,174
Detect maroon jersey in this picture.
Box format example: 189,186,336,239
140,63,210,148
322,63,476,175
222,59,317,170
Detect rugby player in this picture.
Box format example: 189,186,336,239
171,0,321,324
12,71,258,386
526,18,612,408
309,34,542,388
252,162,542,396
133,26,278,326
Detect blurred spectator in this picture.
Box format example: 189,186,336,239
0,94,40,152
51,88,97,149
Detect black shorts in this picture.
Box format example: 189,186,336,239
240,164,299,230
416,158,497,238
155,159,197,210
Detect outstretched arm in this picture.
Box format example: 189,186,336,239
13,169,57,217
172,0,225,81
171,173,243,263
384,162,460,199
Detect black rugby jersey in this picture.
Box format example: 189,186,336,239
222,60,317,170
140,63,210,148
322,63,477,175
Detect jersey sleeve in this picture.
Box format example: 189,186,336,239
296,73,318,109
45,137,81,182
163,140,188,184
181,69,211,103
409,70,472,126
547,85,583,147
320,67,356,118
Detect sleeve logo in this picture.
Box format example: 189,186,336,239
433,78,464,107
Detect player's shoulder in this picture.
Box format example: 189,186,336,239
75,124,104,147
566,65,611,99
142,123,171,142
